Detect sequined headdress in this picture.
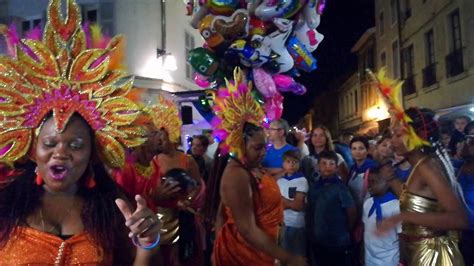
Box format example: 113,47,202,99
0,0,145,168
212,68,265,159
368,68,430,151
147,95,182,144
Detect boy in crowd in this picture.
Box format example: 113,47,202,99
306,151,357,266
449,115,472,156
277,149,308,257
363,165,400,266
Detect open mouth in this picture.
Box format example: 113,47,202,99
49,165,69,181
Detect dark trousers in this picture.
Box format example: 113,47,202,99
310,244,356,266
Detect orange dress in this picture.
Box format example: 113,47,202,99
113,153,161,212
0,226,110,265
212,174,283,266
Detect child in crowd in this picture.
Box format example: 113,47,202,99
277,149,308,257
363,165,400,266
393,153,412,183
306,151,357,266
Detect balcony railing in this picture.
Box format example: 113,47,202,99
402,75,416,96
446,49,464,77
422,63,437,87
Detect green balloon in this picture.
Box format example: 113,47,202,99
251,89,265,105
187,47,219,77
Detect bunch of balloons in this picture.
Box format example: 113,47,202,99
187,0,326,121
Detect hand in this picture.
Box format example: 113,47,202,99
116,195,162,245
153,180,181,201
294,131,306,143
285,255,308,266
376,214,402,236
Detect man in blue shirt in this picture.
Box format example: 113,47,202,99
263,119,295,178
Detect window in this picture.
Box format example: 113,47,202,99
391,0,398,24
379,12,385,36
425,30,435,65
392,40,400,78
185,31,196,80
403,45,416,95
381,51,387,67
354,90,358,113
81,3,115,35
446,9,463,77
450,10,462,51
404,0,411,19
423,30,436,87
367,46,375,70
21,18,42,34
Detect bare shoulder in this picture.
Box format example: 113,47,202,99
417,157,448,181
221,163,252,191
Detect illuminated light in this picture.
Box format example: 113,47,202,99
470,107,474,113
367,105,389,121
163,54,177,71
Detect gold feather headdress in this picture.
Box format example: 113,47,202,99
0,0,146,168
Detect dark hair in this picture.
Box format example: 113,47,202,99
283,149,301,161
465,121,474,135
377,131,392,145
243,122,264,143
455,115,472,124
0,114,133,263
318,150,339,164
405,108,440,143
350,136,370,150
192,135,210,148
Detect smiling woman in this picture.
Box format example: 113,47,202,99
0,0,161,264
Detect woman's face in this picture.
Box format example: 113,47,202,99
156,129,173,153
191,138,207,156
377,138,393,158
391,126,409,156
35,116,92,193
462,128,474,158
244,130,266,167
351,141,368,163
311,128,327,149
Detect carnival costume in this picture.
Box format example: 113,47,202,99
0,0,145,263
370,69,463,266
212,69,284,266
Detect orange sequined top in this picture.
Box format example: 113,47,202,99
0,226,111,265
212,174,283,266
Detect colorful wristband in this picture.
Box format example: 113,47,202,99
132,234,161,250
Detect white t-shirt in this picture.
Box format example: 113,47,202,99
362,197,401,266
277,175,309,228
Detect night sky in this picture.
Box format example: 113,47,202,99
283,0,375,124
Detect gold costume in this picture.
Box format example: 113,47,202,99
400,159,464,266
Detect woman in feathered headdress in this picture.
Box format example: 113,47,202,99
0,0,161,264
371,70,468,266
211,69,306,266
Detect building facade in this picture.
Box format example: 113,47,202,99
0,0,203,93
375,0,474,120
337,27,390,137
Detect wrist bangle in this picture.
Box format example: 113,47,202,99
132,234,160,250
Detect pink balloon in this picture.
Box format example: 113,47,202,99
273,74,294,89
264,92,284,121
194,73,211,87
253,68,277,98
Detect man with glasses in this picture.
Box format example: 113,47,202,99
263,119,296,178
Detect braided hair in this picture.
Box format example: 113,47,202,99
405,108,465,202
